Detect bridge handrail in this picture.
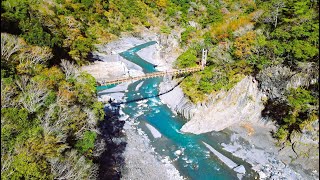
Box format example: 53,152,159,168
99,66,202,85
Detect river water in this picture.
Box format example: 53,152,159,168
97,41,257,180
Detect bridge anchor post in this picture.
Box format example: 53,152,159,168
201,48,207,70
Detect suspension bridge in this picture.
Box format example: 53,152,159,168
98,49,207,86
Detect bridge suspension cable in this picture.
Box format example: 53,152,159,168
98,49,207,86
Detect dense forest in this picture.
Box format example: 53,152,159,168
1,0,319,179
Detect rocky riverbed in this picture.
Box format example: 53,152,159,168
159,75,319,180
89,31,185,179
121,117,184,180
85,32,318,180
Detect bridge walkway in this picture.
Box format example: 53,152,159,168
98,66,202,86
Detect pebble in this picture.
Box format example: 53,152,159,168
174,150,182,156
258,171,267,179
237,173,244,180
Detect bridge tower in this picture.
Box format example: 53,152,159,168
201,48,207,70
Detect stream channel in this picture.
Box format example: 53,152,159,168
97,41,258,180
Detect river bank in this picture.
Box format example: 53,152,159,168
84,34,318,180
86,32,185,179
91,36,255,179
159,75,319,179
121,115,184,180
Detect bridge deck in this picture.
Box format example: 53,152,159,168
98,66,202,86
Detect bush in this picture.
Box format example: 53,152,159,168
175,48,198,68
271,88,318,142
274,126,289,141
76,131,97,154
160,26,171,34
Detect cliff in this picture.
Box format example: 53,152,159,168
180,76,265,134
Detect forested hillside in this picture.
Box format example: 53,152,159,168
172,0,319,144
1,0,319,179
1,33,104,179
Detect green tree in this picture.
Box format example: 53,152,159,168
175,48,198,68
76,131,97,154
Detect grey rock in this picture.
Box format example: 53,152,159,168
181,76,265,134
202,142,238,169
258,171,267,179
256,65,293,100
256,63,318,100
234,165,246,174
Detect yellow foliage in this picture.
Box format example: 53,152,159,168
211,3,261,41
27,135,68,159
131,17,141,25
87,24,117,43
156,0,167,7
68,50,80,61
58,81,76,105
211,15,252,40
94,0,104,14
234,31,256,59
70,3,81,11
38,66,65,89
58,88,75,105
108,2,119,12
238,0,256,9
229,16,251,31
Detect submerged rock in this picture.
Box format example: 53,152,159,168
174,150,183,156
145,123,162,138
202,142,238,169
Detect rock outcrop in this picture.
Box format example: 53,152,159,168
278,120,319,178
81,61,128,81
181,76,265,134
159,79,198,119
256,63,318,100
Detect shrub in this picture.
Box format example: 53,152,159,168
76,131,97,154
175,49,198,68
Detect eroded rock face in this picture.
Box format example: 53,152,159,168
278,120,319,177
256,63,318,100
159,79,198,119
180,76,265,134
81,61,128,81
287,62,319,89
158,29,183,66
256,65,293,100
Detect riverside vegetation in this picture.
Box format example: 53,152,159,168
1,0,319,179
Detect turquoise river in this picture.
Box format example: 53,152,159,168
97,41,257,180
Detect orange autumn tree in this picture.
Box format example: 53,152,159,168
234,31,257,59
